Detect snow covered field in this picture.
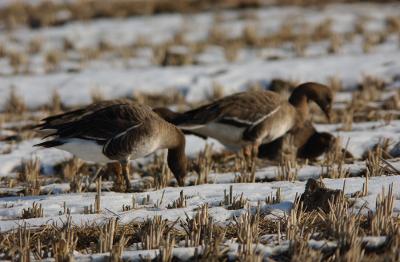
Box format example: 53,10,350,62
0,1,400,261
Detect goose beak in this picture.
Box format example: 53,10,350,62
324,106,332,123
326,111,332,123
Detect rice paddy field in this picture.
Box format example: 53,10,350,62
0,0,400,261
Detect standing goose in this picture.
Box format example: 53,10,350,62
35,99,187,191
155,82,332,156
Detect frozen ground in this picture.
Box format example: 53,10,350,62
0,3,399,108
0,2,399,260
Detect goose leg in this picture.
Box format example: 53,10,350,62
243,142,260,160
113,162,124,192
120,160,131,192
251,142,260,159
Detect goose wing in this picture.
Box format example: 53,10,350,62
37,99,133,128
37,101,153,143
176,90,283,129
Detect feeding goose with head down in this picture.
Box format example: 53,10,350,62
257,120,342,160
35,99,187,191
154,82,333,157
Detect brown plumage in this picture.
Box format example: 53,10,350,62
155,82,333,156
35,100,187,190
257,121,336,160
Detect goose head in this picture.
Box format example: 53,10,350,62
165,127,187,187
289,82,333,121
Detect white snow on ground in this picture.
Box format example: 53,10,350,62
0,3,399,109
0,175,399,233
0,50,399,109
0,2,399,260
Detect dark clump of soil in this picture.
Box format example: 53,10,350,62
300,178,343,213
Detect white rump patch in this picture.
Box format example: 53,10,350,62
56,138,111,163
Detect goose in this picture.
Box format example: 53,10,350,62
35,99,187,191
257,120,336,160
154,82,332,156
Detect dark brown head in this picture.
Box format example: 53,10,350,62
289,82,333,121
166,128,187,186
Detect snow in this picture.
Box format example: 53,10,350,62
0,50,398,109
0,2,399,259
0,175,399,233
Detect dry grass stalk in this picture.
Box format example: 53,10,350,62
323,197,364,260
294,38,307,57
370,183,395,236
228,192,248,210
63,37,75,51
141,216,169,250
200,232,229,260
327,75,343,93
167,190,187,209
341,107,354,131
289,234,323,262
286,197,306,241
323,137,350,179
84,204,95,214
45,50,62,73
158,233,175,262
234,153,256,183
224,43,240,62
21,202,44,219
210,82,225,100
221,186,248,210
122,195,137,211
8,51,28,74
222,185,234,206
59,202,71,216
358,75,385,102
50,89,62,113
0,42,6,58
265,188,281,205
160,45,192,66
91,88,105,103
53,217,77,262
195,144,213,185
386,16,400,33
234,204,261,260
181,204,214,247
62,157,85,193
242,23,260,46
312,19,333,41
70,173,84,193
16,224,31,262
366,146,384,177
109,234,127,262
328,33,342,54
28,37,43,54
19,157,41,196
153,151,172,189
4,87,26,114
95,176,101,213
357,173,369,198
62,157,83,181
277,155,298,181
99,218,118,253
